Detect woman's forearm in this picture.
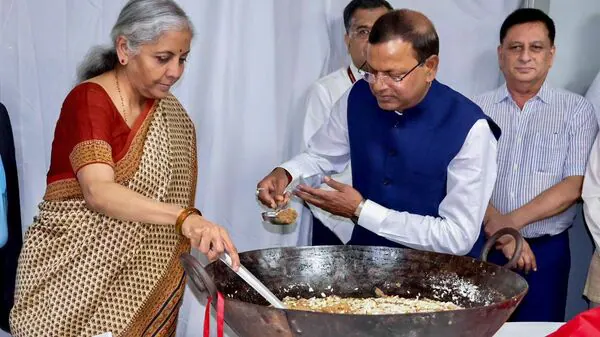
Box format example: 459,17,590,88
83,180,183,225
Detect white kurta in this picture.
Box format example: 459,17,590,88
285,87,498,255
300,63,361,243
583,72,600,251
586,71,600,125
583,134,600,251
582,71,600,303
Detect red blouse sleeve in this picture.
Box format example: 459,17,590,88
47,83,118,181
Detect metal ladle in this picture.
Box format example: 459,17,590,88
258,173,324,225
259,190,296,225
261,209,297,225
180,252,286,309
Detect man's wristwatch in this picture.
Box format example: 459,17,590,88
351,199,366,224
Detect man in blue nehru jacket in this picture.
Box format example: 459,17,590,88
257,9,500,255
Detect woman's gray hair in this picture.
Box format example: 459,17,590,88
76,0,193,82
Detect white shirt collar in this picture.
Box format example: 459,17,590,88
349,62,363,80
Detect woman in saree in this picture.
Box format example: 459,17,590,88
9,0,240,336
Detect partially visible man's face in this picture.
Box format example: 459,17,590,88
345,7,390,68
498,22,555,89
366,38,438,111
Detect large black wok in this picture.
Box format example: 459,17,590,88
182,228,528,337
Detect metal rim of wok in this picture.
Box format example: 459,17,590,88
181,227,527,319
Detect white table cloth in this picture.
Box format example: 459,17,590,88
494,322,564,336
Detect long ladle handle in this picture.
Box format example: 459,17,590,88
220,253,286,309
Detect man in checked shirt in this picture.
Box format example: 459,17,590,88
469,8,598,322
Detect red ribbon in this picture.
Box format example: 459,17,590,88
203,296,212,337
217,292,225,336
203,292,226,337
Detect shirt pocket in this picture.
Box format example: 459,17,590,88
534,131,567,175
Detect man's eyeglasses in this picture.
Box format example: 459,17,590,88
349,28,370,40
360,60,424,85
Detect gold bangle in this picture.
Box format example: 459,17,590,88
175,207,202,236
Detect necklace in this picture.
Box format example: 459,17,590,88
114,71,128,124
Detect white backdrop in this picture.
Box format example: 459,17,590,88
0,0,519,336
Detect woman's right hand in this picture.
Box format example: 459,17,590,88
182,214,240,271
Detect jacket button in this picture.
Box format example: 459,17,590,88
388,149,397,156
383,178,391,185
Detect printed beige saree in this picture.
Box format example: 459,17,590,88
10,93,196,337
